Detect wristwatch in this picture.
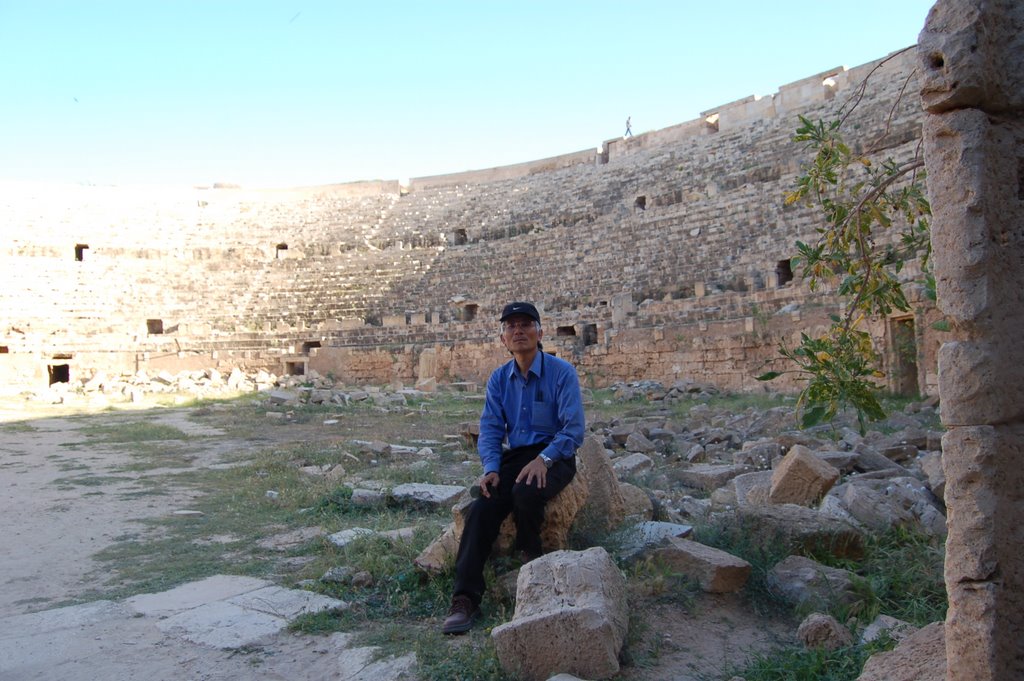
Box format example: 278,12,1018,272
539,454,554,468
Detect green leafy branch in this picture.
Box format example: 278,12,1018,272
759,84,932,432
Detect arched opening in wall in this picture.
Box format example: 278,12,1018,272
556,325,576,337
275,243,288,259
48,363,70,385
822,76,838,101
705,113,720,133
74,244,89,261
775,259,794,287
285,360,306,376
634,196,646,212
581,323,598,346
302,341,321,354
890,316,920,397
147,319,164,335
453,229,468,246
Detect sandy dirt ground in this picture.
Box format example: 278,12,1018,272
0,402,368,681
0,399,792,681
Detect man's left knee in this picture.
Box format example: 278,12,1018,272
511,481,544,506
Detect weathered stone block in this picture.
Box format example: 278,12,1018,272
450,468,590,558
767,555,857,610
856,621,945,681
919,0,1024,113
769,444,840,506
674,463,748,491
738,504,864,559
649,536,751,593
573,435,627,534
612,452,653,476
617,482,653,521
942,425,1024,679
492,547,627,681
389,483,465,510
797,613,853,651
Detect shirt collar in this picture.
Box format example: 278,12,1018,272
505,351,544,382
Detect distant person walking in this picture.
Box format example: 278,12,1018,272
624,116,633,138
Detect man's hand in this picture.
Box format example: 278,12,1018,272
515,457,548,489
477,472,500,498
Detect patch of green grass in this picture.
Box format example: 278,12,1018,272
84,428,453,605
626,557,701,610
619,604,663,671
414,631,505,681
808,527,947,627
111,442,198,471
81,421,190,443
373,462,442,486
616,561,700,672
56,460,90,471
729,638,893,681
1,420,37,433
691,517,796,615
296,530,455,620
51,474,130,488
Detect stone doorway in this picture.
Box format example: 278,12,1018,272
889,316,919,397
48,363,70,385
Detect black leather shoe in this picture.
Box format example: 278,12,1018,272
442,594,479,635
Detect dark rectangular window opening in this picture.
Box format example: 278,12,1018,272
147,319,164,334
634,196,646,211
75,244,89,261
776,259,794,287
302,341,321,354
556,325,577,337
285,361,306,376
459,303,478,322
453,229,468,246
0,346,8,353
48,363,70,385
581,323,598,346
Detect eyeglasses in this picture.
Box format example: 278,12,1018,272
502,320,537,331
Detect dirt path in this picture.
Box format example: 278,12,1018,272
0,402,410,681
1,413,189,617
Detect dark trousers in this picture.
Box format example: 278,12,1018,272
453,443,576,605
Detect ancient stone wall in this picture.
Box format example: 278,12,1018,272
0,49,939,396
919,1,1024,678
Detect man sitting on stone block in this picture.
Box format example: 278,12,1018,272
442,301,585,634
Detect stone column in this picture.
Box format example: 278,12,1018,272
918,2,1024,679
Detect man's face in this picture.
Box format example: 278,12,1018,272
500,314,542,354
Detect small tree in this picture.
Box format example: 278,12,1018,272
758,49,932,432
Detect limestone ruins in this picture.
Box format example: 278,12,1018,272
2,1,1021,678
1,46,938,399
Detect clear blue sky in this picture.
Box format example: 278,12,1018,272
0,1,936,188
